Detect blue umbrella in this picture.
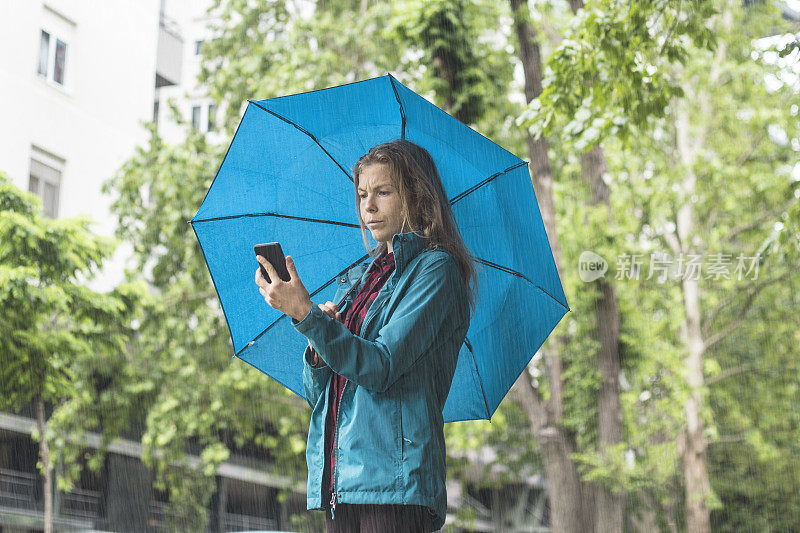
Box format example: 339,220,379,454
191,74,568,422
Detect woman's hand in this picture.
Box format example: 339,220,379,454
310,303,343,351
318,301,342,322
255,255,312,322
307,302,343,366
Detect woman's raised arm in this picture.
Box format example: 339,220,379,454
293,254,468,393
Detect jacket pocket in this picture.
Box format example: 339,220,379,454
396,396,407,490
399,397,404,460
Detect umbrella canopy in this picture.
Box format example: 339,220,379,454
191,74,568,422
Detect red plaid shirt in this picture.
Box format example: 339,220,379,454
323,249,395,499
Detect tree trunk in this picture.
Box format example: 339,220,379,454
627,490,663,532
510,1,593,531
581,147,624,532
36,397,54,533
514,374,589,532
671,5,735,526
561,0,625,528
675,97,712,533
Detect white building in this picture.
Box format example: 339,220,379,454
0,2,310,531
0,0,176,291
155,0,221,145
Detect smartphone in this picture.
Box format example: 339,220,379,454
253,242,291,283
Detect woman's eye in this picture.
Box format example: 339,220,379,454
379,191,390,196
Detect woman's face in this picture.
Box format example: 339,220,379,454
358,163,405,253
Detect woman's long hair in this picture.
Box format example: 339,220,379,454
353,140,478,314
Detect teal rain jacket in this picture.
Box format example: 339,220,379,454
292,231,470,531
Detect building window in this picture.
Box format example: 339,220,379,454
207,104,216,131
37,30,50,76
29,149,64,219
36,28,68,86
191,105,202,130
54,38,67,84
194,40,203,55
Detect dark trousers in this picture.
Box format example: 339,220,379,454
325,503,433,533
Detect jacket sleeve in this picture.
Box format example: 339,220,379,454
293,254,466,393
302,344,331,409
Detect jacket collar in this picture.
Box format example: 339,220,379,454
338,232,430,304
392,231,430,275
364,231,430,280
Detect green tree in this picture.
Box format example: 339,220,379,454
103,125,311,531
518,0,799,530
509,0,715,528
0,173,140,533
558,2,800,530
390,0,511,125
519,0,716,151
200,0,403,132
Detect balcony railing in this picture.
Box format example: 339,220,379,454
222,511,277,531
61,487,102,520
0,467,37,509
147,501,276,532
148,500,172,528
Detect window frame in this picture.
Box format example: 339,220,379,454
191,105,202,130
28,147,65,219
36,6,75,89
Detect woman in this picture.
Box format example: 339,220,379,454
255,139,477,532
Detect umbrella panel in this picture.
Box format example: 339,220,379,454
253,76,401,151
192,215,366,354
462,272,567,419
195,103,361,222
394,79,521,176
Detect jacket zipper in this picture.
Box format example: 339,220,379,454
358,248,428,336
330,379,347,520
329,259,386,519
352,257,391,338
359,282,392,341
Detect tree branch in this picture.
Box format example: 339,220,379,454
707,434,745,445
658,0,683,57
702,269,794,350
513,370,547,421
726,199,795,243
661,216,682,255
734,133,765,167
706,363,751,385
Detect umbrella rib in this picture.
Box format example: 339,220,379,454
473,257,570,311
449,161,528,206
248,100,354,183
388,75,406,139
189,102,252,225
464,337,492,419
191,212,361,228
237,253,371,357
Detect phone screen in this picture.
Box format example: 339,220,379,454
253,242,291,283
